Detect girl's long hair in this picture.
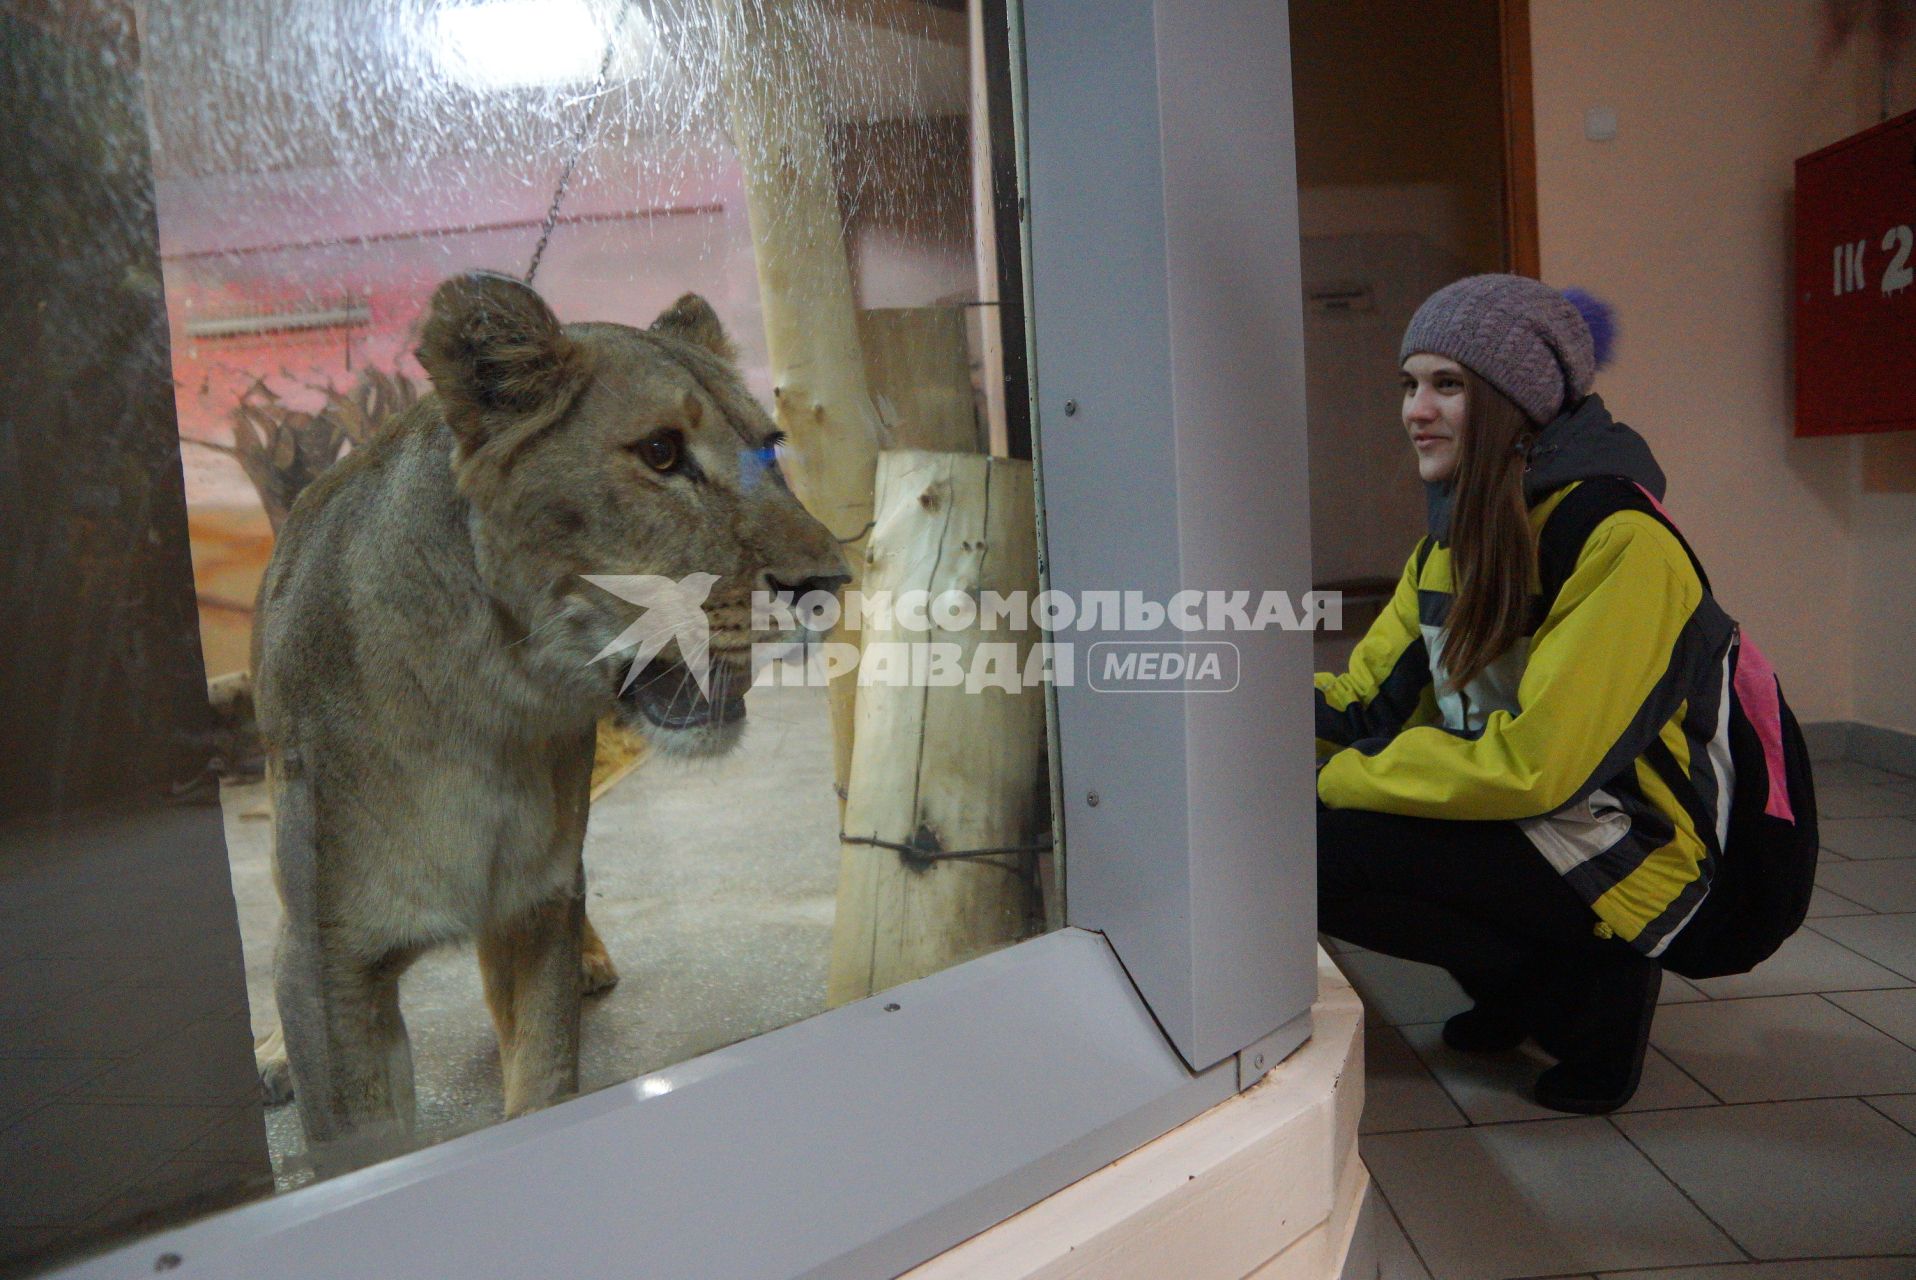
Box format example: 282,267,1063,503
1441,369,1538,693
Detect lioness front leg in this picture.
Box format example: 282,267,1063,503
275,924,421,1165
479,890,583,1117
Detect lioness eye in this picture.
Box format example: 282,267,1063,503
633,429,683,474
757,430,787,472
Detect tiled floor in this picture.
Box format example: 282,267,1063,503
1337,759,1916,1280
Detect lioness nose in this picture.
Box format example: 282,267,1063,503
765,571,851,605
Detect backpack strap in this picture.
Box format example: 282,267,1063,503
1539,480,1728,850
1412,534,1435,583
1536,476,1711,606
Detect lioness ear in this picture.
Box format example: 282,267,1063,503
417,271,582,440
650,293,738,364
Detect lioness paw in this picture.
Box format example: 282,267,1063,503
580,945,620,996
580,912,619,996
255,1026,295,1105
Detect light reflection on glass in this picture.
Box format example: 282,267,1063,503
432,0,622,89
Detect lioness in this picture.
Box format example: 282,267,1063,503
252,272,848,1162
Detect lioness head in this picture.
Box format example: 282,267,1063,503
416,271,850,757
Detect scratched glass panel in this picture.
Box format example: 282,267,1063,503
0,1,1056,1265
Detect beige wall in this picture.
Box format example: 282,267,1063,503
1530,0,1916,729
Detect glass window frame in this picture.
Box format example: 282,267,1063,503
49,1,1314,1276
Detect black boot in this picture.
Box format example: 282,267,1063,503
1533,950,1661,1115
1445,968,1544,1053
1442,1001,1528,1053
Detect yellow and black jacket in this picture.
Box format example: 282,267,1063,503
1315,396,1739,957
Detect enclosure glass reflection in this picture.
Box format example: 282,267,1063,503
0,0,1053,1269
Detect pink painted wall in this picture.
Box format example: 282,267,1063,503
1530,0,1916,730
158,150,770,509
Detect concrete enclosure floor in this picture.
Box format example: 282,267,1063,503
220,683,844,1187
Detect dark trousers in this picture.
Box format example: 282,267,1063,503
1317,806,1625,1005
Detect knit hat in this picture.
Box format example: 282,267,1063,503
1398,274,1615,425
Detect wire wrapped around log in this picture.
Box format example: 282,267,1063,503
839,830,1052,883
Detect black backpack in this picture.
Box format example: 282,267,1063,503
1537,477,1819,980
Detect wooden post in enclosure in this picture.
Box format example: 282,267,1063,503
826,450,1046,1006
857,308,984,455
716,0,885,803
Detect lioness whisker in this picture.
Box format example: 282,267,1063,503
506,609,570,650
626,659,688,697
665,668,698,724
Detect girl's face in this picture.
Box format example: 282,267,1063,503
1400,353,1467,484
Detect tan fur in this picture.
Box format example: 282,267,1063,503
252,273,847,1162
578,912,620,996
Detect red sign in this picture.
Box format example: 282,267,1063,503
1793,107,1916,437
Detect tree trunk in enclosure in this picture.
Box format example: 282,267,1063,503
715,0,885,806
826,450,1047,1006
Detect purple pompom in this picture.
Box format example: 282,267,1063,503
1562,287,1617,370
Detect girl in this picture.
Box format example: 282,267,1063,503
1314,274,1736,1114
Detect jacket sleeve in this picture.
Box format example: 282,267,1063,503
1317,513,1702,818
1313,541,1435,760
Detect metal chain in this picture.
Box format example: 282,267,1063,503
525,3,633,286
